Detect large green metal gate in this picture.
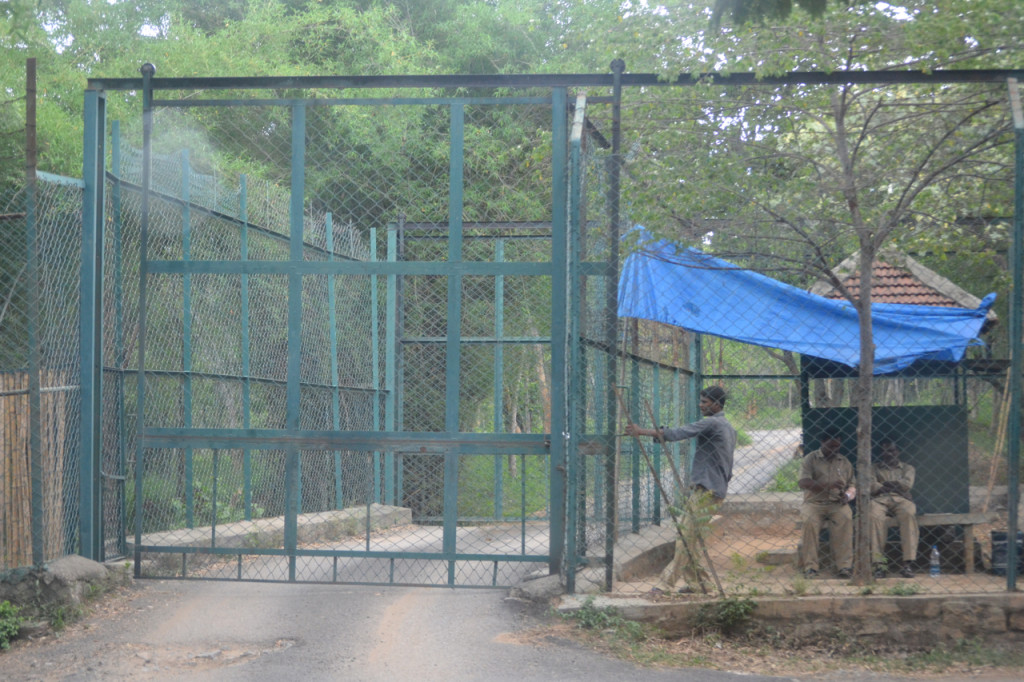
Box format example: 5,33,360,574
80,71,622,587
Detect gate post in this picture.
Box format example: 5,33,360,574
1006,77,1023,591
549,87,569,576
79,86,106,561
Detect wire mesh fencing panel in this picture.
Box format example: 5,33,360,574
103,104,388,580
610,318,1014,598
0,178,82,572
90,87,564,586
602,77,1018,598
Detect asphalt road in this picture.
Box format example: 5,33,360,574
0,580,795,682
730,428,802,494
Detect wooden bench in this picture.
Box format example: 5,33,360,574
884,511,1000,574
758,510,1001,572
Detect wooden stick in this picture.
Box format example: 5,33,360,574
613,386,713,595
644,398,725,597
982,369,1013,514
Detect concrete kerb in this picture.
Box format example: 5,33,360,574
555,591,1024,648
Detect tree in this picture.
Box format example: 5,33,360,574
710,0,858,27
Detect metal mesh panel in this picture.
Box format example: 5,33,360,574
10,72,1014,597
596,79,1018,598
87,90,562,586
1,179,83,571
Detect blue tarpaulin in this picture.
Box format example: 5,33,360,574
618,230,995,374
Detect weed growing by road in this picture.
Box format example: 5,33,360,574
561,597,646,643
0,600,23,649
691,596,756,635
884,582,921,596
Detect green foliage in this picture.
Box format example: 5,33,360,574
789,574,811,596
126,452,267,534
0,600,23,650
711,0,838,28
40,601,83,632
884,582,921,596
457,454,548,519
764,458,802,493
562,597,647,642
692,596,757,635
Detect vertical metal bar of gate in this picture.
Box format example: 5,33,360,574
386,225,398,503
240,175,253,519
493,237,505,520
284,102,307,581
652,367,662,524
327,213,343,509
181,151,195,527
112,121,128,557
443,103,466,585
372,226,392,505
132,63,155,576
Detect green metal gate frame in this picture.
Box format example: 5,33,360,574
79,70,604,586
78,66,1024,591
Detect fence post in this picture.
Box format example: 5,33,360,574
24,57,45,567
1006,78,1023,591
549,86,569,577
564,94,586,593
79,83,107,562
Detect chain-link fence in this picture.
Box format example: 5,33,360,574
0,177,83,572
600,78,1021,598
81,86,568,586
4,71,1021,599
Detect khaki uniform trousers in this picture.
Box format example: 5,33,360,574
869,494,919,563
799,502,853,572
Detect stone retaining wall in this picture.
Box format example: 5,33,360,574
560,593,1024,648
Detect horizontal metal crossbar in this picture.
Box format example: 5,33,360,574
147,260,555,276
88,69,1024,92
135,546,548,562
143,428,551,454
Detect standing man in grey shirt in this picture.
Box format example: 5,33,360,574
625,385,737,591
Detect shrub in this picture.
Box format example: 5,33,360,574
0,600,23,650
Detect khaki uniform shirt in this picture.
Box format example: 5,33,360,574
800,448,854,505
869,461,915,501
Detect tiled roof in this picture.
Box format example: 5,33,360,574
808,249,998,325
822,261,962,307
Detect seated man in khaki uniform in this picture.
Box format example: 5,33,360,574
797,431,855,579
869,440,918,578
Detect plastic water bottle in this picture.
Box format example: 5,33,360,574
929,545,941,577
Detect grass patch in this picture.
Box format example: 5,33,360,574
764,458,801,493
691,596,757,635
883,582,921,596
458,453,548,518
561,597,646,643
